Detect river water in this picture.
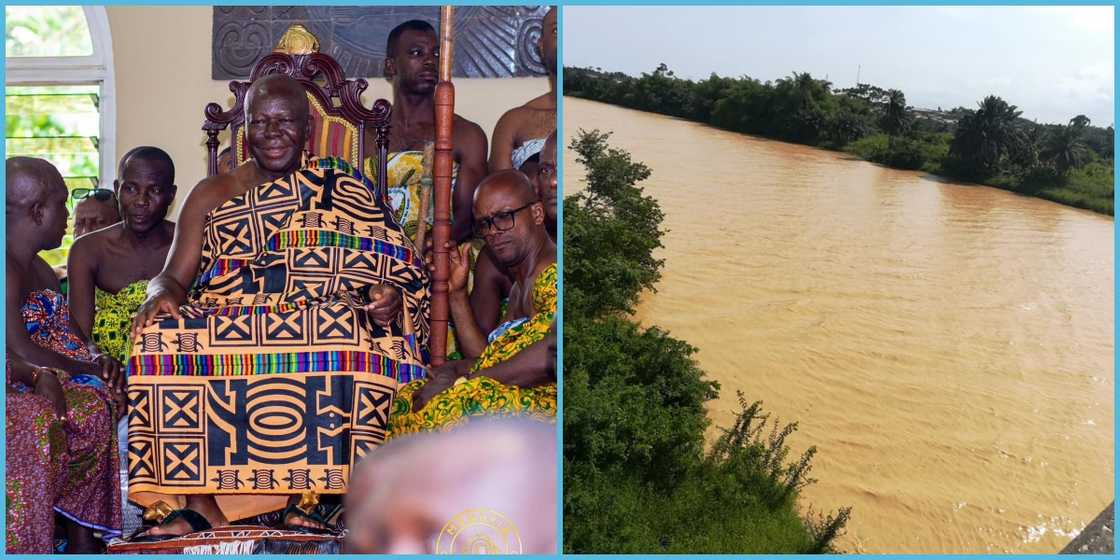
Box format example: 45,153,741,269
564,97,1115,553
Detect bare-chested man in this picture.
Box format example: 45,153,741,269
471,130,557,335
68,147,177,366
390,169,556,433
489,7,557,175
366,19,489,242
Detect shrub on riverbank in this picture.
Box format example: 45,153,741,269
566,65,1114,215
563,129,850,553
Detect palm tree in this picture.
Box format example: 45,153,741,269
881,89,910,146
948,95,1026,179
1040,124,1089,176
1069,114,1091,130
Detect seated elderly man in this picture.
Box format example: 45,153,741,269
127,74,429,537
471,130,557,335
390,169,556,435
69,146,177,366
5,157,123,552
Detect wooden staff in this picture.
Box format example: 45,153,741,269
415,142,434,260
430,5,455,366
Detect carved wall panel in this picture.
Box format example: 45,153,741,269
213,6,550,80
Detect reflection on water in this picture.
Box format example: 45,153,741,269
564,97,1115,553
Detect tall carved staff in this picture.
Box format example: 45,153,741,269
430,6,455,366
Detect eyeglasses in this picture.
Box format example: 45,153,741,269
473,202,536,238
71,188,115,202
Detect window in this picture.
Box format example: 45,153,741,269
5,6,115,266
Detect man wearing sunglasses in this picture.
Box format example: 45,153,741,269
390,169,557,434
72,188,121,238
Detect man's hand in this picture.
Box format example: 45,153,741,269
131,291,182,340
411,360,471,413
92,354,127,416
93,353,125,390
365,285,402,327
33,368,67,417
425,241,472,294
447,243,471,294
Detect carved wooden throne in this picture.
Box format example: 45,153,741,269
202,29,391,192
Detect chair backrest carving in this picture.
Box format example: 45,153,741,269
202,51,391,194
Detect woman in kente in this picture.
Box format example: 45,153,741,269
390,170,556,436
68,146,178,366
6,156,124,552
128,75,429,537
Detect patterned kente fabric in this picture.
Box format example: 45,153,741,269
363,151,459,242
126,157,429,521
389,263,557,436
93,280,148,365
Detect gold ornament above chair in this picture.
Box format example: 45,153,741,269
274,24,320,55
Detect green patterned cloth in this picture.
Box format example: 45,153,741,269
92,280,148,364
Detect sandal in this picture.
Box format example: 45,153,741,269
280,494,339,534
127,508,213,542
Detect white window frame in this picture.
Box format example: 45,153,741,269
5,6,116,186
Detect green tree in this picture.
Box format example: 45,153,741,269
1040,122,1089,176
880,89,910,146
947,95,1026,179
564,129,664,318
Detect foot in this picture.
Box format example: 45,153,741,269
65,524,102,553
139,498,226,539
283,508,328,531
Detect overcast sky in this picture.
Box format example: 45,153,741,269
564,6,1114,126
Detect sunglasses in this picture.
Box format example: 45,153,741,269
71,187,115,202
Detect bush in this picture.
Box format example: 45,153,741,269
564,130,850,553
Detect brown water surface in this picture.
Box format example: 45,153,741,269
564,97,1115,553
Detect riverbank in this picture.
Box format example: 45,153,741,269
565,66,1114,216
842,132,1113,215
563,129,850,553
564,96,1115,553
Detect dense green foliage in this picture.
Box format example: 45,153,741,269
564,130,850,553
567,65,1114,214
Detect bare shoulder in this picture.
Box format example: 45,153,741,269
453,114,487,141
452,114,488,152
495,104,531,127
523,92,556,111
69,224,117,258
182,173,238,219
